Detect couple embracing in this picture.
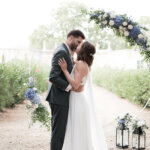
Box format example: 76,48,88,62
46,30,108,150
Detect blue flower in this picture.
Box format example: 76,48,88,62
29,77,34,88
136,38,146,46
119,119,125,124
136,38,147,50
32,94,41,104
129,26,141,39
114,16,124,27
25,88,36,100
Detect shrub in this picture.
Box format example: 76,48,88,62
92,67,150,107
0,60,49,111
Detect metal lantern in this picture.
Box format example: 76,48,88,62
116,123,129,149
132,127,146,149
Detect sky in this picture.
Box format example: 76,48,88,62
0,0,150,48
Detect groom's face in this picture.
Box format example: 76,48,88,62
69,36,83,51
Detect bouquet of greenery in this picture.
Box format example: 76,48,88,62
132,118,148,134
116,113,132,128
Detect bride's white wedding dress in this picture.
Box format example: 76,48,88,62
63,64,108,150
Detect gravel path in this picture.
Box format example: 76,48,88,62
0,85,150,150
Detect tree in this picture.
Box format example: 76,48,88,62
29,1,130,50
29,25,49,49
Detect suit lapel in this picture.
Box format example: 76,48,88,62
62,43,73,67
62,43,71,57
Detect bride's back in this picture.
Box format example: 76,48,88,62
71,60,89,87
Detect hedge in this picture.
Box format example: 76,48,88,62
93,67,150,107
0,60,49,111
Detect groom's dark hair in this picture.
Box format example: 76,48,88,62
67,30,85,39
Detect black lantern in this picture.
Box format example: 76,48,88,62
132,127,146,149
116,123,129,149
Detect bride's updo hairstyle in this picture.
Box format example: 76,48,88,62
77,41,96,67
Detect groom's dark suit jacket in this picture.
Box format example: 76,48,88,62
46,43,73,107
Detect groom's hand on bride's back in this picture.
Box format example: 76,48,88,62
72,85,84,92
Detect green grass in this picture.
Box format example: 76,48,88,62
92,67,150,107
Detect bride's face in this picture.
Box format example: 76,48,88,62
76,42,83,54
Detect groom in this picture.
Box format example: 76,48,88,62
46,30,85,150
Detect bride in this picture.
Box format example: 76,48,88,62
58,41,108,150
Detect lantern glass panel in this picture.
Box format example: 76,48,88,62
132,131,146,149
140,134,145,148
123,129,129,146
132,134,138,149
116,127,129,148
116,129,121,145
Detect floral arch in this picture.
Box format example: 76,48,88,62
83,10,150,62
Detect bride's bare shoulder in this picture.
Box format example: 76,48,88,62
75,61,88,72
75,60,85,66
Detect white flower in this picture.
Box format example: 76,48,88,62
26,100,32,105
137,120,145,127
109,20,114,26
122,21,128,26
119,113,126,119
23,83,27,86
33,87,37,91
124,31,129,36
98,16,101,20
128,25,133,30
33,104,39,109
102,20,107,24
103,13,108,18
119,26,123,30
110,14,116,18
146,41,150,46
147,48,150,51
138,34,144,39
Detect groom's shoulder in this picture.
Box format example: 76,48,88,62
55,43,66,52
53,43,68,56
55,43,66,51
